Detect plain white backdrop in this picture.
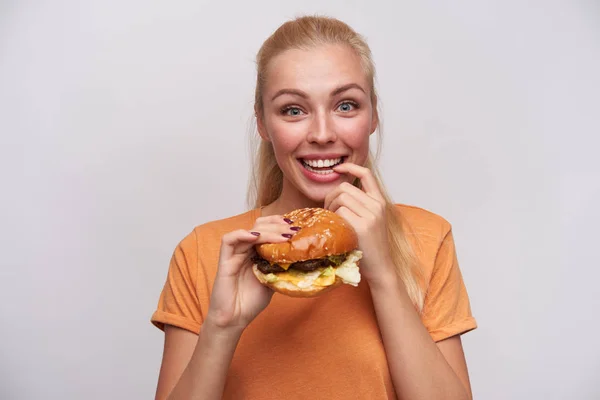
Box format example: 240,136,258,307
1,1,599,399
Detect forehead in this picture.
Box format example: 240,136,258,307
264,44,368,96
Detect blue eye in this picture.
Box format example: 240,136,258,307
283,107,304,116
338,102,357,112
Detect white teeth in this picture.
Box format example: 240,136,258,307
304,165,335,174
303,158,342,168
301,157,343,175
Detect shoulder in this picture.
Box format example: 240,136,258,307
395,204,452,236
393,204,453,257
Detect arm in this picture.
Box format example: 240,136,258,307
153,218,298,399
370,276,472,400
155,323,243,400
324,163,473,400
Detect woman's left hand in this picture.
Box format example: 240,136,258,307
324,162,396,285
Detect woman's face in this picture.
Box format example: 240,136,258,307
258,44,378,205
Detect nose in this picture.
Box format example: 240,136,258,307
306,111,337,144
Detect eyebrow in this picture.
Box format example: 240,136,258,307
271,83,366,101
332,83,366,96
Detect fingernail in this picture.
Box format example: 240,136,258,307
282,233,293,238
290,226,301,231
250,231,260,236
284,218,293,224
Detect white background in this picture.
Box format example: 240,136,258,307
1,1,599,399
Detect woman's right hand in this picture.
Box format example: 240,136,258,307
206,215,298,331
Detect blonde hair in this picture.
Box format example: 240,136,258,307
246,15,424,311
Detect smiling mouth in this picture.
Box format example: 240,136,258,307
299,157,345,175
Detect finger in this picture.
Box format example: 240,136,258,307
324,182,358,210
333,162,385,202
328,191,372,218
324,184,344,210
220,229,263,259
253,214,304,234
252,221,302,235
219,229,293,277
335,206,361,226
250,230,296,246
340,182,378,207
230,230,296,259
254,214,294,226
325,182,381,215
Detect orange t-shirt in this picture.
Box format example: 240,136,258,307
151,205,477,399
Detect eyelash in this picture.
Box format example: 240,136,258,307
280,101,359,116
337,101,359,112
280,106,305,116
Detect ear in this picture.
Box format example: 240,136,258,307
255,107,271,142
370,97,379,135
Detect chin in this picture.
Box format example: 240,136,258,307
301,186,336,203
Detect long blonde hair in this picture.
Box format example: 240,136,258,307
246,15,425,312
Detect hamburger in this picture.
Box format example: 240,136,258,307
252,207,362,297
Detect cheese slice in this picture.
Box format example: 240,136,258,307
269,261,291,271
274,270,314,287
274,268,335,288
313,273,336,287
279,263,291,271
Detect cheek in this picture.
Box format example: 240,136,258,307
336,116,372,156
266,119,305,156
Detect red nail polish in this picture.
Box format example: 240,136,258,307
290,226,301,231
284,218,293,224
282,233,293,238
250,231,260,236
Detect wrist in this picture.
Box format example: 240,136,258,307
364,259,397,290
366,266,411,302
202,317,245,343
367,273,399,293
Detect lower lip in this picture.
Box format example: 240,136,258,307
298,160,342,183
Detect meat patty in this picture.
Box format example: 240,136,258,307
291,258,335,271
251,255,337,274
251,256,285,273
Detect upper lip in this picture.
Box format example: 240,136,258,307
298,154,347,160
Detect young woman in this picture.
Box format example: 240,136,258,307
152,15,477,400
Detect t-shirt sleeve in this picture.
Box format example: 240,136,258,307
151,230,204,334
421,226,477,342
